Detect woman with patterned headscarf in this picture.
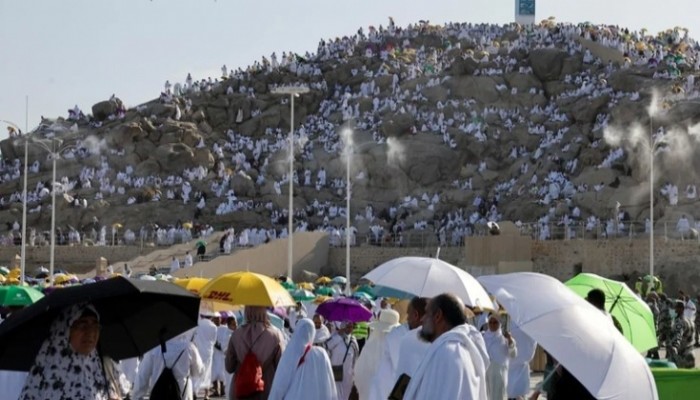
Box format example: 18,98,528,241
225,306,286,400
269,318,337,400
19,304,124,400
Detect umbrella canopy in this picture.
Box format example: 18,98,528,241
200,271,295,307
0,285,44,307
0,276,200,371
332,276,347,285
298,282,315,291
173,277,210,294
316,276,332,285
315,286,334,296
280,280,296,291
355,284,375,297
479,273,658,400
352,291,373,302
363,257,495,309
316,297,372,322
291,289,316,302
565,273,657,352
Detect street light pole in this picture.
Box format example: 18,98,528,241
21,133,28,285
50,142,57,285
2,120,27,284
288,93,294,282
345,140,351,295
271,85,309,281
649,115,654,278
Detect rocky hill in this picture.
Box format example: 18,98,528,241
1,20,699,245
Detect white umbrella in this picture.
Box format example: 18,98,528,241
362,257,495,309
478,272,658,400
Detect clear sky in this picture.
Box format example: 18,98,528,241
0,0,697,137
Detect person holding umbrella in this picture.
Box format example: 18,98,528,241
19,304,126,400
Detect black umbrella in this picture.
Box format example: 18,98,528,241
0,276,200,371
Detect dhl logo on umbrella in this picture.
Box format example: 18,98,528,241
205,291,231,301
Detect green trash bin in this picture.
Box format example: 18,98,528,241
651,368,700,400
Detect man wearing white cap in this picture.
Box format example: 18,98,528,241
354,309,400,399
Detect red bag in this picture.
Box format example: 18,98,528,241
234,334,265,398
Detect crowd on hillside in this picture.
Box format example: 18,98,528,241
1,20,699,252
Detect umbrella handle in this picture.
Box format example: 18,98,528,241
609,286,624,313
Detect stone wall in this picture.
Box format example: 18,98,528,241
532,238,700,293
5,237,700,294
0,245,148,274
329,238,700,293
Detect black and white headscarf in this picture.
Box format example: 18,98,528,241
19,304,109,400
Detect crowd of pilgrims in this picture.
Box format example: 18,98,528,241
2,291,589,400
1,19,699,248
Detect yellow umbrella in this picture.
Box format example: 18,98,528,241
183,222,193,229
298,282,315,291
314,295,332,305
112,223,123,229
54,274,71,285
200,298,242,313
200,271,295,307
315,276,332,285
174,277,211,294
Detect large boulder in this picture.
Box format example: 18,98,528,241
154,143,197,172
91,100,118,121
529,49,568,81
446,76,499,103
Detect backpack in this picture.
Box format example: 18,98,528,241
150,348,188,400
234,333,265,398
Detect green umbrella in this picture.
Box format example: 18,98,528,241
352,291,374,302
565,273,657,353
280,281,296,291
356,284,375,297
0,285,45,307
315,286,334,296
291,289,316,302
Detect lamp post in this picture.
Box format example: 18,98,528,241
649,115,654,278
2,120,27,284
271,85,309,281
31,138,77,285
342,132,376,295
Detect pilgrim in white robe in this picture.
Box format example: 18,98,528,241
0,370,27,400
483,328,517,400
212,325,231,382
269,319,338,400
403,324,487,400
327,331,359,400
354,316,398,400
394,326,430,379
465,323,490,370
368,323,409,399
314,323,331,344
119,357,139,393
507,325,537,399
132,330,204,400
192,318,217,394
